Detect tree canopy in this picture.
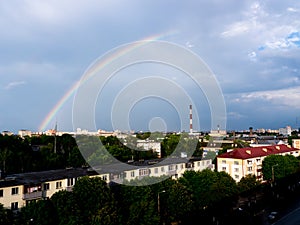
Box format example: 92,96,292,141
262,154,300,180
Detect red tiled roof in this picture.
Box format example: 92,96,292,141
217,144,299,160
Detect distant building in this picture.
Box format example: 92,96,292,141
266,129,279,134
256,128,266,134
137,139,161,158
279,126,292,136
292,139,300,149
45,129,57,136
98,129,116,137
217,144,300,182
75,128,98,136
210,125,227,137
1,131,13,136
250,140,287,147
18,130,32,138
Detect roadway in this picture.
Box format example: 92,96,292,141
267,197,300,225
272,206,300,225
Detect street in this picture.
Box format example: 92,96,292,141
272,206,300,225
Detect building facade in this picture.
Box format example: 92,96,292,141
0,158,213,211
292,139,300,149
136,139,161,158
217,144,300,182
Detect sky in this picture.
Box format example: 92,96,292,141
1,0,300,133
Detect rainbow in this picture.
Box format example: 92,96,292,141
38,30,177,132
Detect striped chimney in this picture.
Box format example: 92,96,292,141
189,105,193,133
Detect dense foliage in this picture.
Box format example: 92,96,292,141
262,154,300,180
0,134,85,174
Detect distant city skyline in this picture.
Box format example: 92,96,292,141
1,1,300,133
3,124,297,135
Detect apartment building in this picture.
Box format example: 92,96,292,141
0,168,99,211
136,139,161,158
0,158,213,211
292,139,300,149
217,144,300,182
121,158,213,182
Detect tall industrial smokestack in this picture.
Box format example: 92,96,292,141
189,105,193,134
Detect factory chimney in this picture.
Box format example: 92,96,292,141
189,105,193,134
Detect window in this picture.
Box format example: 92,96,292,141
234,168,239,172
161,167,165,172
11,202,18,211
0,189,3,197
248,166,252,172
67,178,74,187
222,167,226,171
169,165,175,171
130,171,135,177
43,183,50,191
56,181,62,189
247,160,252,165
222,160,226,164
234,161,239,165
11,187,18,195
235,175,239,179
154,168,158,174
139,169,149,176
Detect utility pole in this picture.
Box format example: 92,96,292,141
54,121,57,154
272,164,278,182
158,190,166,224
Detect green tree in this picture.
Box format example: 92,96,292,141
0,147,10,173
72,176,119,225
0,203,13,225
262,154,300,180
161,134,199,158
51,190,80,225
136,132,151,140
179,169,238,211
118,184,159,225
164,182,193,224
238,174,260,194
161,134,180,156
20,200,58,225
